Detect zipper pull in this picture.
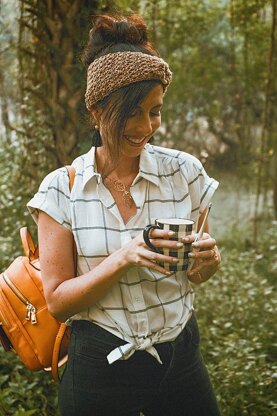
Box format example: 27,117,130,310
30,306,37,324
26,303,37,324
26,303,32,321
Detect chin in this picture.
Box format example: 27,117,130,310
122,147,143,158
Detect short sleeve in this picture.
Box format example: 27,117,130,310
179,154,219,223
27,167,72,230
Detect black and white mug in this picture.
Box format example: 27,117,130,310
143,218,195,272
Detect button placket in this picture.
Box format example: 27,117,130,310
130,180,147,220
97,181,123,224
126,269,149,339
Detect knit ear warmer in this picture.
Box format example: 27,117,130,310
85,51,172,111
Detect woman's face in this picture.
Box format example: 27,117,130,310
121,83,164,157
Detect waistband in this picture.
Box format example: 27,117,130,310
71,312,195,365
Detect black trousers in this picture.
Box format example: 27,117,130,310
59,314,221,416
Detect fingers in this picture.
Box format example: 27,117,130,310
136,247,179,275
146,229,186,250
148,228,175,239
188,248,217,260
149,238,185,250
188,245,221,276
191,237,217,250
140,247,180,266
188,257,220,275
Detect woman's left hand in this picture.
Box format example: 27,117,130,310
184,233,221,284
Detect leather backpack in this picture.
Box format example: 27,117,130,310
0,166,76,381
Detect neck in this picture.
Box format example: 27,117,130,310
96,147,140,180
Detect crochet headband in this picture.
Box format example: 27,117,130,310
85,51,172,111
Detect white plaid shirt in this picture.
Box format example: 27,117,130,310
27,144,219,364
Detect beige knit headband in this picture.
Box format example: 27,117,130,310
85,51,172,111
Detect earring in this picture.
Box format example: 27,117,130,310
95,124,99,130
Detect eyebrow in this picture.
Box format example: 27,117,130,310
137,103,163,110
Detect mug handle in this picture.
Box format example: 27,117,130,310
143,224,161,251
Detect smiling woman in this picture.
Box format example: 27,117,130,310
96,83,163,167
26,12,221,416
83,38,171,177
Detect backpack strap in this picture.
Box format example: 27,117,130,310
65,165,78,273
20,227,39,261
66,165,75,192
51,323,69,382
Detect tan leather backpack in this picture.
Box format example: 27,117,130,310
0,166,75,381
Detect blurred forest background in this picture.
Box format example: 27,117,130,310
0,0,276,415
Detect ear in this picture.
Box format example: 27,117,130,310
91,107,102,122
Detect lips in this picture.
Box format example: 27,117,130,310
124,135,146,147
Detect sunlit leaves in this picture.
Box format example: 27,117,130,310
196,221,276,415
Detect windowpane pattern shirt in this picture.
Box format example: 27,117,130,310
27,144,219,364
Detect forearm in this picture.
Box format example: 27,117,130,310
47,247,129,322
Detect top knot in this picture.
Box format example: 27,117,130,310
82,14,157,66
92,14,148,45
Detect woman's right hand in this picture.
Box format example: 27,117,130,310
120,229,183,275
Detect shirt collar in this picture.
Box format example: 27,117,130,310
82,146,100,189
138,144,160,186
82,143,160,189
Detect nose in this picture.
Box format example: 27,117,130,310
136,114,152,137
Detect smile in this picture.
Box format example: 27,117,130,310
124,135,146,146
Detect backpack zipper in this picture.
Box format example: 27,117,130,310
0,289,10,327
2,273,37,324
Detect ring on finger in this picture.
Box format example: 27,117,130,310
211,248,217,258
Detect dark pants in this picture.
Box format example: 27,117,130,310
59,315,221,416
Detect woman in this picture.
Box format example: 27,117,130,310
27,14,221,416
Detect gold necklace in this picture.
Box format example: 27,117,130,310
106,177,134,208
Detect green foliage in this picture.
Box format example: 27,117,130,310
0,351,59,416
0,133,51,271
196,220,277,415
130,0,275,176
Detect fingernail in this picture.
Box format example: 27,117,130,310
188,252,196,258
182,237,190,242
166,271,172,275
172,258,179,263
176,242,183,248
168,231,175,236
192,242,199,248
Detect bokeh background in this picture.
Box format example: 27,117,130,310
0,0,276,415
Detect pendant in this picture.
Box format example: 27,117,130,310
114,180,125,192
108,178,134,208
122,191,134,208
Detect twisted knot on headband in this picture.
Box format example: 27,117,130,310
85,51,172,111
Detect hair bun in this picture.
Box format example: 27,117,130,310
94,14,148,44
83,14,151,65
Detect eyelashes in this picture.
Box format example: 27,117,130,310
129,110,162,118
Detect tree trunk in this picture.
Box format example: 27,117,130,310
254,0,276,243
18,0,101,169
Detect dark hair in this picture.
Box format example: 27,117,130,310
82,14,162,176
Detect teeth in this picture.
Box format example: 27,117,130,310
124,135,144,144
